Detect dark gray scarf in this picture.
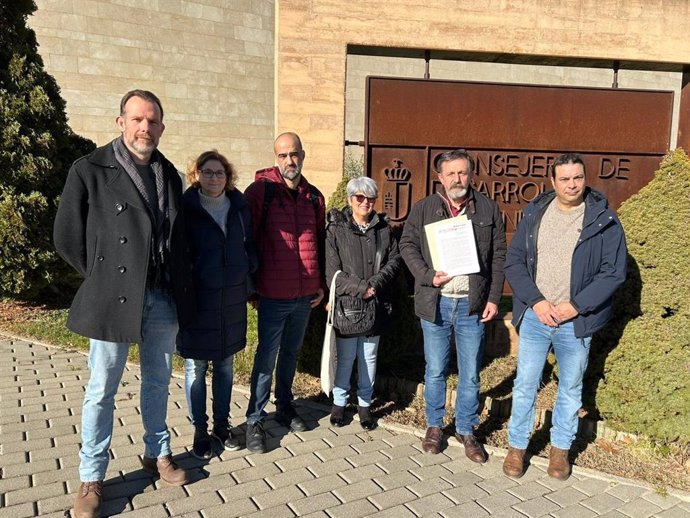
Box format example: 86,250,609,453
112,137,170,275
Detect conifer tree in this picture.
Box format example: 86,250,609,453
0,0,94,295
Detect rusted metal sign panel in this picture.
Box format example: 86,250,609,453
365,77,674,241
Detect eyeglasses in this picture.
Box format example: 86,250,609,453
352,194,376,204
199,169,227,179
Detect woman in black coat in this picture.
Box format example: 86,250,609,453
325,176,401,429
178,150,257,459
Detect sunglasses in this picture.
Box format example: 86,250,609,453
352,194,377,204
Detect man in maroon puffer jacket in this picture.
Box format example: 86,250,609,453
243,132,326,453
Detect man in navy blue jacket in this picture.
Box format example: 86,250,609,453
502,153,627,481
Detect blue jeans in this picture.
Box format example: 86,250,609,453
246,296,312,424
79,289,177,482
333,335,380,407
508,308,591,450
184,356,234,428
421,296,485,435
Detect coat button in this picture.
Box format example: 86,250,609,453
119,236,127,244
118,296,126,303
97,256,104,261
116,203,124,211
118,266,126,274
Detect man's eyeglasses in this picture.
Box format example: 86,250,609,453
352,194,376,204
199,169,227,179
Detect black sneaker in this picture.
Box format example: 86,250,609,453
275,404,309,432
212,422,241,451
245,421,267,454
192,427,212,460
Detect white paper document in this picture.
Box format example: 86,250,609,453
424,216,480,276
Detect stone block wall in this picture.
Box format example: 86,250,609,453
29,0,276,188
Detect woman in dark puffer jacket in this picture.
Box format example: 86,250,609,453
325,176,401,430
178,150,257,459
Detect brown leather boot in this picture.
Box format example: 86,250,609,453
455,434,488,463
73,481,103,518
547,446,572,480
421,426,442,454
502,447,527,478
141,454,189,486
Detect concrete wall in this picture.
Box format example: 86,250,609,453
277,0,690,199
29,0,275,188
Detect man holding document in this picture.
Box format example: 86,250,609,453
400,149,506,460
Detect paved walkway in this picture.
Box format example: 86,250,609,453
1,336,689,518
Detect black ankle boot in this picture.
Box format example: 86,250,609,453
330,405,345,427
358,406,375,431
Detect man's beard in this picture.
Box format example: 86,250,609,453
448,185,468,201
280,163,302,181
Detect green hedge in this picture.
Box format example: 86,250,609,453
589,149,690,442
0,1,95,296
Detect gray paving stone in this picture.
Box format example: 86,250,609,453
166,490,224,515
349,438,391,455
337,463,385,485
313,444,356,462
441,469,484,487
288,491,341,515
476,490,523,513
640,490,681,509
116,504,170,517
306,457,353,478
332,479,382,503
232,461,282,483
0,475,31,493
276,452,323,472
243,504,296,518
409,451,454,467
202,498,259,517
252,484,305,509
367,486,418,510
372,470,420,490
375,456,420,474
373,504,418,517
324,498,380,518
34,492,74,515
572,477,613,496
406,476,454,497
442,483,491,504
0,502,35,518
477,473,520,494
507,480,552,501
266,466,315,489
604,483,649,503
656,507,690,518
2,457,57,478
345,450,390,467
406,492,456,515
550,504,599,518
598,511,630,518
4,481,67,505
297,474,347,501
440,500,491,517
580,492,625,514
409,463,455,482
217,478,272,501
286,438,332,456
544,486,588,507
130,484,186,508
512,495,562,517
616,498,662,517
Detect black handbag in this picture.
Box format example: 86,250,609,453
333,226,390,337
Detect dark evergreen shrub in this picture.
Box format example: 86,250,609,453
591,149,690,441
0,0,95,296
